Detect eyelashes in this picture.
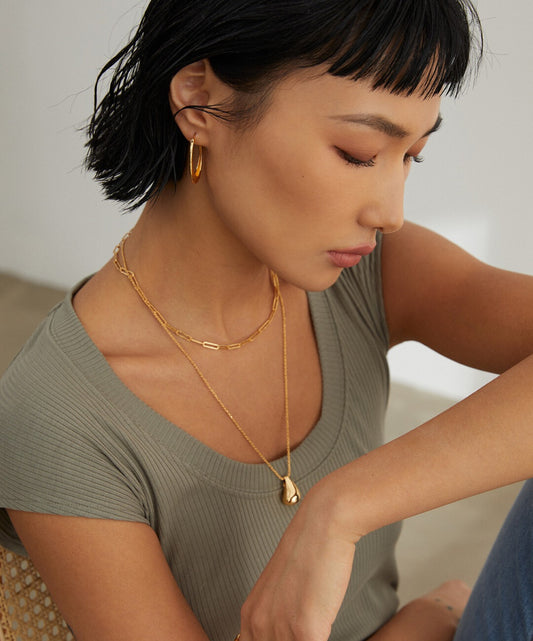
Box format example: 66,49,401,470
336,147,424,168
338,149,376,168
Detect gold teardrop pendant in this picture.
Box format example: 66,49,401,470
282,476,301,505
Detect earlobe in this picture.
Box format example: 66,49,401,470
169,60,211,142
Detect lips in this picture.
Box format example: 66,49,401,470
328,244,376,269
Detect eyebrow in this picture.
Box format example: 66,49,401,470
331,113,443,139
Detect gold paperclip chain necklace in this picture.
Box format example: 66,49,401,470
113,235,280,351
113,234,301,505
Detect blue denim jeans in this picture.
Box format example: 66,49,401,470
453,479,533,641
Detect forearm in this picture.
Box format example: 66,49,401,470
315,354,533,539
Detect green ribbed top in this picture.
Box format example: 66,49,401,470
0,237,400,641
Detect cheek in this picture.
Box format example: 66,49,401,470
204,120,363,256
237,125,351,223
206,126,317,225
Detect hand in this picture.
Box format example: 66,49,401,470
239,487,361,641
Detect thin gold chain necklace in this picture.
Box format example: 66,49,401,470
113,234,301,505
113,235,280,351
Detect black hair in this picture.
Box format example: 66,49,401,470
85,0,483,211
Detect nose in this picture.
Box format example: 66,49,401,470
359,169,405,234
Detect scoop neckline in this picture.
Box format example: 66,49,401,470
50,281,347,496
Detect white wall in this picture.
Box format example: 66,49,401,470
390,1,533,397
0,2,145,283
1,1,531,399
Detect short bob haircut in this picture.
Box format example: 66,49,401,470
86,0,483,211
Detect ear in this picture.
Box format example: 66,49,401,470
169,60,224,145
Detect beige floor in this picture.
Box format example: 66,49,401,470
0,272,522,608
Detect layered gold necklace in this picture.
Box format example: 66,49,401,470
113,234,301,505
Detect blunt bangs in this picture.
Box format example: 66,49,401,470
318,0,482,97
206,0,482,98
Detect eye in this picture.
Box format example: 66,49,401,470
336,147,376,168
404,154,424,165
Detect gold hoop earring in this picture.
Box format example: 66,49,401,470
189,137,203,184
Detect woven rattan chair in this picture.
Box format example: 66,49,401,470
0,545,74,641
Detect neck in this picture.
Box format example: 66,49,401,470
121,182,279,344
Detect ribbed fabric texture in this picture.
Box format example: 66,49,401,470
0,235,400,641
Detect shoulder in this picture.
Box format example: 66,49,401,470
1,295,73,411
381,220,485,346
1,286,105,431
0,290,150,524
381,221,533,371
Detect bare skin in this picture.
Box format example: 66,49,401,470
367,581,470,640
8,61,533,641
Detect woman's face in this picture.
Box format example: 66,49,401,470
202,68,441,291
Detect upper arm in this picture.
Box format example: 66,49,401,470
382,221,533,373
7,510,210,641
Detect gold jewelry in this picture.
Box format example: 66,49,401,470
113,234,301,505
233,635,241,641
113,236,280,351
189,137,203,183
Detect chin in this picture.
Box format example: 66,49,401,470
280,266,343,293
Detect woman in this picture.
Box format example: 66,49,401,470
1,1,532,640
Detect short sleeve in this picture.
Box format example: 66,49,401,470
0,317,150,554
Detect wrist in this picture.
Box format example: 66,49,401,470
305,472,367,545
